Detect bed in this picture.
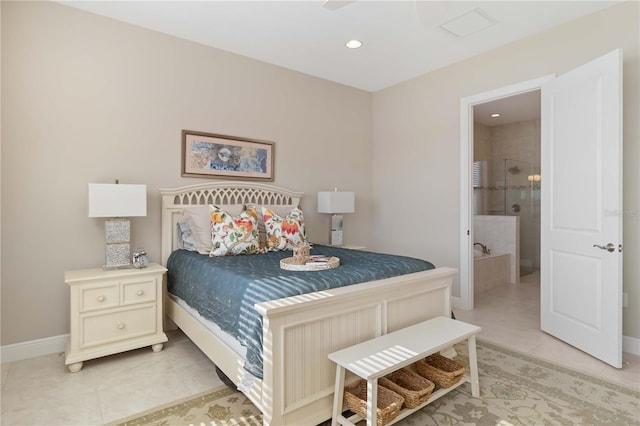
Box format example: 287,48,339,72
160,182,456,426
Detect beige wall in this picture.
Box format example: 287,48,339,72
0,1,372,345
2,1,639,347
372,1,640,339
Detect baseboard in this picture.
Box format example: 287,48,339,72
623,335,640,356
451,296,465,310
0,334,69,363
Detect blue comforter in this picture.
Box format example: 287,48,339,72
167,245,434,379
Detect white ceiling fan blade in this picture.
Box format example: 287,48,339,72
415,1,449,26
323,0,357,11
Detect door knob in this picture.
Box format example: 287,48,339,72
593,243,615,252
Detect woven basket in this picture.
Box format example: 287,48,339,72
415,353,465,388
379,368,435,409
344,379,404,426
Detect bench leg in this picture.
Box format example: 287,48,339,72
366,378,378,426
331,366,346,426
467,335,480,397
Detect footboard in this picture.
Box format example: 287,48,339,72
255,266,456,426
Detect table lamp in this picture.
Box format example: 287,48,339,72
317,190,355,246
88,182,147,269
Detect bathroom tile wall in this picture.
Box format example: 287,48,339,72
473,118,541,275
473,123,491,215
474,215,519,284
473,122,491,161
474,253,510,294
491,119,541,273
490,120,541,185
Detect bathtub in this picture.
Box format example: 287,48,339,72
474,252,510,295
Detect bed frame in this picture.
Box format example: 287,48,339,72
160,182,456,425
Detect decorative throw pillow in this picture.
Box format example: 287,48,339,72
182,205,246,255
210,205,261,256
262,206,306,251
176,221,197,251
244,205,267,250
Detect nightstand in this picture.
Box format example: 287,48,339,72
64,263,168,372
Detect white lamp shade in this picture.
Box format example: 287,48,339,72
317,191,355,214
88,183,147,217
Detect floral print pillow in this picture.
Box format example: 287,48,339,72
243,205,267,251
209,205,261,256
262,207,306,251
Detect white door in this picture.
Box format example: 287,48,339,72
541,49,623,368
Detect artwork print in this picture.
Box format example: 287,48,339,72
182,130,274,181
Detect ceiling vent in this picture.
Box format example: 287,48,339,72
439,8,497,38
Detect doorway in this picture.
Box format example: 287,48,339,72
472,90,541,290
457,75,553,311
458,50,623,368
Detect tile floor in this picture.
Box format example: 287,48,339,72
1,271,638,425
1,331,224,425
454,271,640,391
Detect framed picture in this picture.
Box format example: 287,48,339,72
181,130,274,181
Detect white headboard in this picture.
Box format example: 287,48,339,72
159,181,303,265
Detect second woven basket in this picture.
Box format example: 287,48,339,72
415,353,465,388
379,368,435,408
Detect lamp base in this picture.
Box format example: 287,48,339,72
104,219,133,269
330,230,343,246
103,264,134,271
329,214,344,246
104,243,133,269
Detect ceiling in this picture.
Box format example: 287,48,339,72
60,1,619,92
474,90,540,126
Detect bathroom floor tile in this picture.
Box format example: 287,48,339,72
455,271,638,391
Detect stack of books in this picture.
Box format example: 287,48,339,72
306,255,332,265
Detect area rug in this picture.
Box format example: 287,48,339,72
108,340,640,426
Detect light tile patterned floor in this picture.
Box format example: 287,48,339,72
1,271,638,425
0,331,225,425
454,271,640,391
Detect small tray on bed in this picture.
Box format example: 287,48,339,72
280,256,340,271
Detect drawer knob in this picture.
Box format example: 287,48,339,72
117,323,126,330
136,290,144,296
97,295,106,302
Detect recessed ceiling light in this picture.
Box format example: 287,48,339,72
345,40,362,49
491,113,501,118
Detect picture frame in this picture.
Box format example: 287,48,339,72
181,130,274,181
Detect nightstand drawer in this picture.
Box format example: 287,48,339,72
81,283,119,312
122,277,157,305
80,305,157,349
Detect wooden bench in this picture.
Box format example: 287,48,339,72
328,316,481,426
